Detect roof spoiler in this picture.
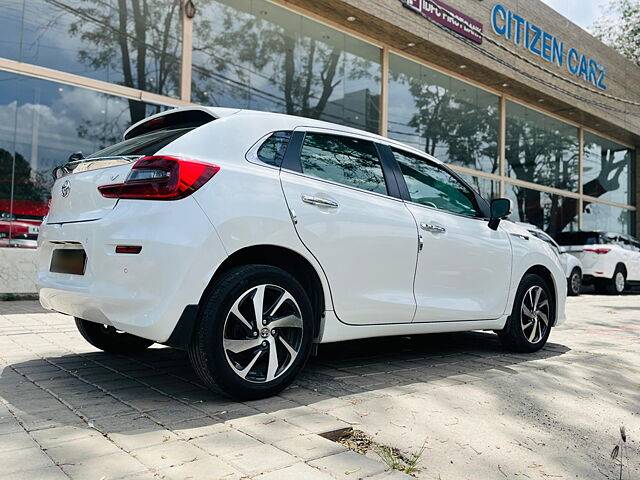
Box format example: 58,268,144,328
123,106,240,140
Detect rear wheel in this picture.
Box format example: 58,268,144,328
499,274,553,353
596,266,626,295
567,268,582,296
75,318,154,353
188,265,313,400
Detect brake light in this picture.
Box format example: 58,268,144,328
98,156,219,200
584,247,611,254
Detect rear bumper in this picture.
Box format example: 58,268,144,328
38,198,227,343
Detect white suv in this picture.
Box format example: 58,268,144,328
38,107,566,399
556,231,640,295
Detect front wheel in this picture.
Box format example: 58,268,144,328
567,268,582,296
498,274,554,353
75,318,154,353
188,265,314,400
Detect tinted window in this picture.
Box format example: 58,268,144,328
88,128,193,159
257,131,292,167
555,232,602,246
393,149,479,217
299,133,387,195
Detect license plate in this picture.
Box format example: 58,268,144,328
50,249,87,275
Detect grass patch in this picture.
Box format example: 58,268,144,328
324,428,426,477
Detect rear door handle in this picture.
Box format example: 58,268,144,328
420,222,446,234
301,195,338,208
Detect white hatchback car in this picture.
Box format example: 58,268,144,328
556,231,640,295
38,107,566,399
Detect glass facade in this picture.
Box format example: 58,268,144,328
0,71,163,247
192,0,381,133
0,0,636,252
456,173,499,202
506,101,579,192
582,202,634,234
1,0,182,102
388,53,500,174
583,131,635,205
505,184,579,235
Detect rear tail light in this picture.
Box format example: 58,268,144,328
98,156,219,200
584,247,611,254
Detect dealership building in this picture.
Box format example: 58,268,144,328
1,0,638,293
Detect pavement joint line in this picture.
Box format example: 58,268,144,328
2,318,376,478
0,385,72,479
5,360,158,477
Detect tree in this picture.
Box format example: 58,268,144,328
191,1,378,128
591,0,640,68
48,0,182,124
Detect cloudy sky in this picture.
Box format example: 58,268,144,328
540,0,607,31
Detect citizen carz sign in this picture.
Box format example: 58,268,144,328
400,0,483,44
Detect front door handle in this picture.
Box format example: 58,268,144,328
420,222,446,234
301,195,338,208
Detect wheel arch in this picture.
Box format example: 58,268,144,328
523,264,558,326
204,244,327,339
615,262,627,277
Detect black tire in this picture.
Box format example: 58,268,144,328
498,274,554,353
188,265,314,400
598,266,626,295
567,268,582,296
75,318,154,353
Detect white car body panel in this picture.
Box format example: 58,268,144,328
562,252,582,278
37,107,567,345
39,197,227,342
406,203,512,322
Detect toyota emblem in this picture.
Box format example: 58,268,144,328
61,180,71,198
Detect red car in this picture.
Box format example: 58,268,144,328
0,198,49,248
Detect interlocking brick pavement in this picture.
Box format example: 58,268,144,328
1,295,638,479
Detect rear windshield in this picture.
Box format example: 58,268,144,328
555,232,603,246
87,127,194,159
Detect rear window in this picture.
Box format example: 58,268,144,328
555,232,603,246
88,128,194,159
257,131,292,167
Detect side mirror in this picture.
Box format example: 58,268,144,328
489,198,512,230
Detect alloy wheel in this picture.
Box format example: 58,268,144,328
222,284,304,383
615,271,625,293
570,272,581,295
520,285,550,344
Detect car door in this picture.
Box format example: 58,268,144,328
279,128,418,325
389,147,513,322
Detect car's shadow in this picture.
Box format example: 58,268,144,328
0,330,569,438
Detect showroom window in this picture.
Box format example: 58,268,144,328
455,173,499,202
191,0,381,133
0,72,164,248
0,0,183,106
505,184,579,235
299,133,387,194
582,202,635,234
387,53,500,175
583,131,635,206
506,101,579,192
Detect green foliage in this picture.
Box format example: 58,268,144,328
591,0,640,67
